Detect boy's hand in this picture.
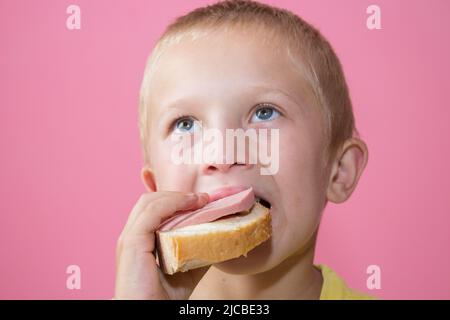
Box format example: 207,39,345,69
114,191,210,300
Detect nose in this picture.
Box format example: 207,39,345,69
196,121,256,175
201,160,253,175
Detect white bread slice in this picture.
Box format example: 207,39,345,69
155,202,271,275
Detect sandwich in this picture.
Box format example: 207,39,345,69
155,187,271,275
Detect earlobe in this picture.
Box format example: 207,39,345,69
141,165,157,192
326,138,369,203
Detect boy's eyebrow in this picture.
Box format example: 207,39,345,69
160,96,202,112
157,83,308,118
247,84,307,111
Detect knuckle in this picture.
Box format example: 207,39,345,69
138,193,151,202
147,198,167,214
121,234,153,252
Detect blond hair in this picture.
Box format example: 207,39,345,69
139,0,359,167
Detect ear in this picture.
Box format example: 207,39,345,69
140,165,157,192
326,138,369,203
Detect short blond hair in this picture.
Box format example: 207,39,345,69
139,0,359,167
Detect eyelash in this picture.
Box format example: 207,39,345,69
168,103,282,132
252,103,280,116
169,115,196,133
251,103,285,126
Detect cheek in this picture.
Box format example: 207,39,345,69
151,139,196,191
273,125,327,249
277,125,325,202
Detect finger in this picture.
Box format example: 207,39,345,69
117,192,205,260
129,192,208,235
115,241,169,299
118,194,155,242
120,192,173,239
122,191,208,240
131,193,209,237
119,193,209,256
116,193,161,264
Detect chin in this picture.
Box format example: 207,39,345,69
213,238,279,275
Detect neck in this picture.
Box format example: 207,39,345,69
189,237,323,300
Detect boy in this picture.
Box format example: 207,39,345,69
115,0,371,299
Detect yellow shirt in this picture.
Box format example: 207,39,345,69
315,264,377,300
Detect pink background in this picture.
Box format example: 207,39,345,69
1,0,449,299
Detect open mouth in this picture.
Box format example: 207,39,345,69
255,196,271,209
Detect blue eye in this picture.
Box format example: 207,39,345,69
251,105,280,123
173,117,200,134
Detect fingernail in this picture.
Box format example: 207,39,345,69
199,193,209,200
186,193,198,199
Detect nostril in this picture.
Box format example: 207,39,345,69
204,162,233,174
203,162,252,175
233,162,253,168
206,165,216,171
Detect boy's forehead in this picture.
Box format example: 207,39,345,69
146,28,316,118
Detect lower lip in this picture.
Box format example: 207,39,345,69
208,185,250,202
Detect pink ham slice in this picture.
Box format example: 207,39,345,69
158,187,255,231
